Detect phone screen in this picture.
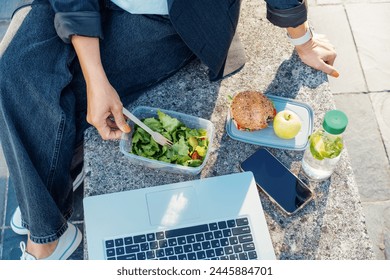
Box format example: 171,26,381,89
240,148,313,215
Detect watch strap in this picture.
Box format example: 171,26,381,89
287,27,313,46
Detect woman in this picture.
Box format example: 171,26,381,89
0,0,337,260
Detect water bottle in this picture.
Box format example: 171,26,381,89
301,110,348,181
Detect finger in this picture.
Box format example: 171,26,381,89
96,120,125,140
324,52,337,66
107,128,124,139
96,124,118,140
106,115,119,129
320,47,337,67
111,104,131,133
318,60,339,78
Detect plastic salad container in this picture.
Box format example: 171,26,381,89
120,106,215,175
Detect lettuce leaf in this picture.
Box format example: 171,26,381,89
157,110,181,133
130,110,209,167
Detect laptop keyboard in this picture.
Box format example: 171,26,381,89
104,216,258,260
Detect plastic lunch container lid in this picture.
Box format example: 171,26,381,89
226,94,314,151
323,110,348,135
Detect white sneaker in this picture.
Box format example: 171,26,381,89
10,207,29,235
11,166,85,235
20,222,82,260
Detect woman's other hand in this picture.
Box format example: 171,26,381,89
71,35,130,140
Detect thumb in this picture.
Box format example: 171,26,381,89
319,60,339,78
112,105,131,133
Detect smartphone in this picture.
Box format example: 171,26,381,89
240,148,313,215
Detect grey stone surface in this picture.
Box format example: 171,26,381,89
308,5,367,94
83,0,374,259
311,0,390,260
385,205,390,259
333,94,390,202
385,232,390,259
346,3,390,92
361,201,390,259
370,92,390,162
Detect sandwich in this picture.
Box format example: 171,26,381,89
230,91,276,131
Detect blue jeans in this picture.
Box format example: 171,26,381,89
0,0,194,244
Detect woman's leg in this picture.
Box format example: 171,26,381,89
0,2,78,254
0,1,195,259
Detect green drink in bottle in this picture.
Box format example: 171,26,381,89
302,110,348,181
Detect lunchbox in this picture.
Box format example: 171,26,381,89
120,106,215,175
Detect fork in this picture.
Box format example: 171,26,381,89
122,108,173,147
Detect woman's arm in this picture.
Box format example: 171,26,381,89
48,0,103,43
71,35,131,140
265,0,338,77
287,22,338,77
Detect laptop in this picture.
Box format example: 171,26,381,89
83,171,276,260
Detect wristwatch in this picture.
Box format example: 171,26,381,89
287,27,313,46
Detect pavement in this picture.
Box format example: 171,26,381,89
0,0,389,260
308,0,390,259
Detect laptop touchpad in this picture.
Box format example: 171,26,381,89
146,186,200,227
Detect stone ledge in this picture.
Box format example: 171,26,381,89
83,0,374,259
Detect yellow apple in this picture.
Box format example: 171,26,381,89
273,110,302,139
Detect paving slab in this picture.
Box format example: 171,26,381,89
361,201,390,259
384,205,390,259
370,92,390,163
308,5,367,93
346,3,390,92
334,93,390,202
385,232,390,259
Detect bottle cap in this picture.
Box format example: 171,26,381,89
322,110,348,135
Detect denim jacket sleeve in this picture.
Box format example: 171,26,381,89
264,0,308,28
49,0,103,43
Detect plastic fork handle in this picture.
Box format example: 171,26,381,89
122,108,154,135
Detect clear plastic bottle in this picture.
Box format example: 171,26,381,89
301,110,348,181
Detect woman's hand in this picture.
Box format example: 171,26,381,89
86,77,131,140
295,34,339,78
287,22,339,78
71,35,130,140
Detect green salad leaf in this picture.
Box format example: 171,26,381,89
130,110,209,167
